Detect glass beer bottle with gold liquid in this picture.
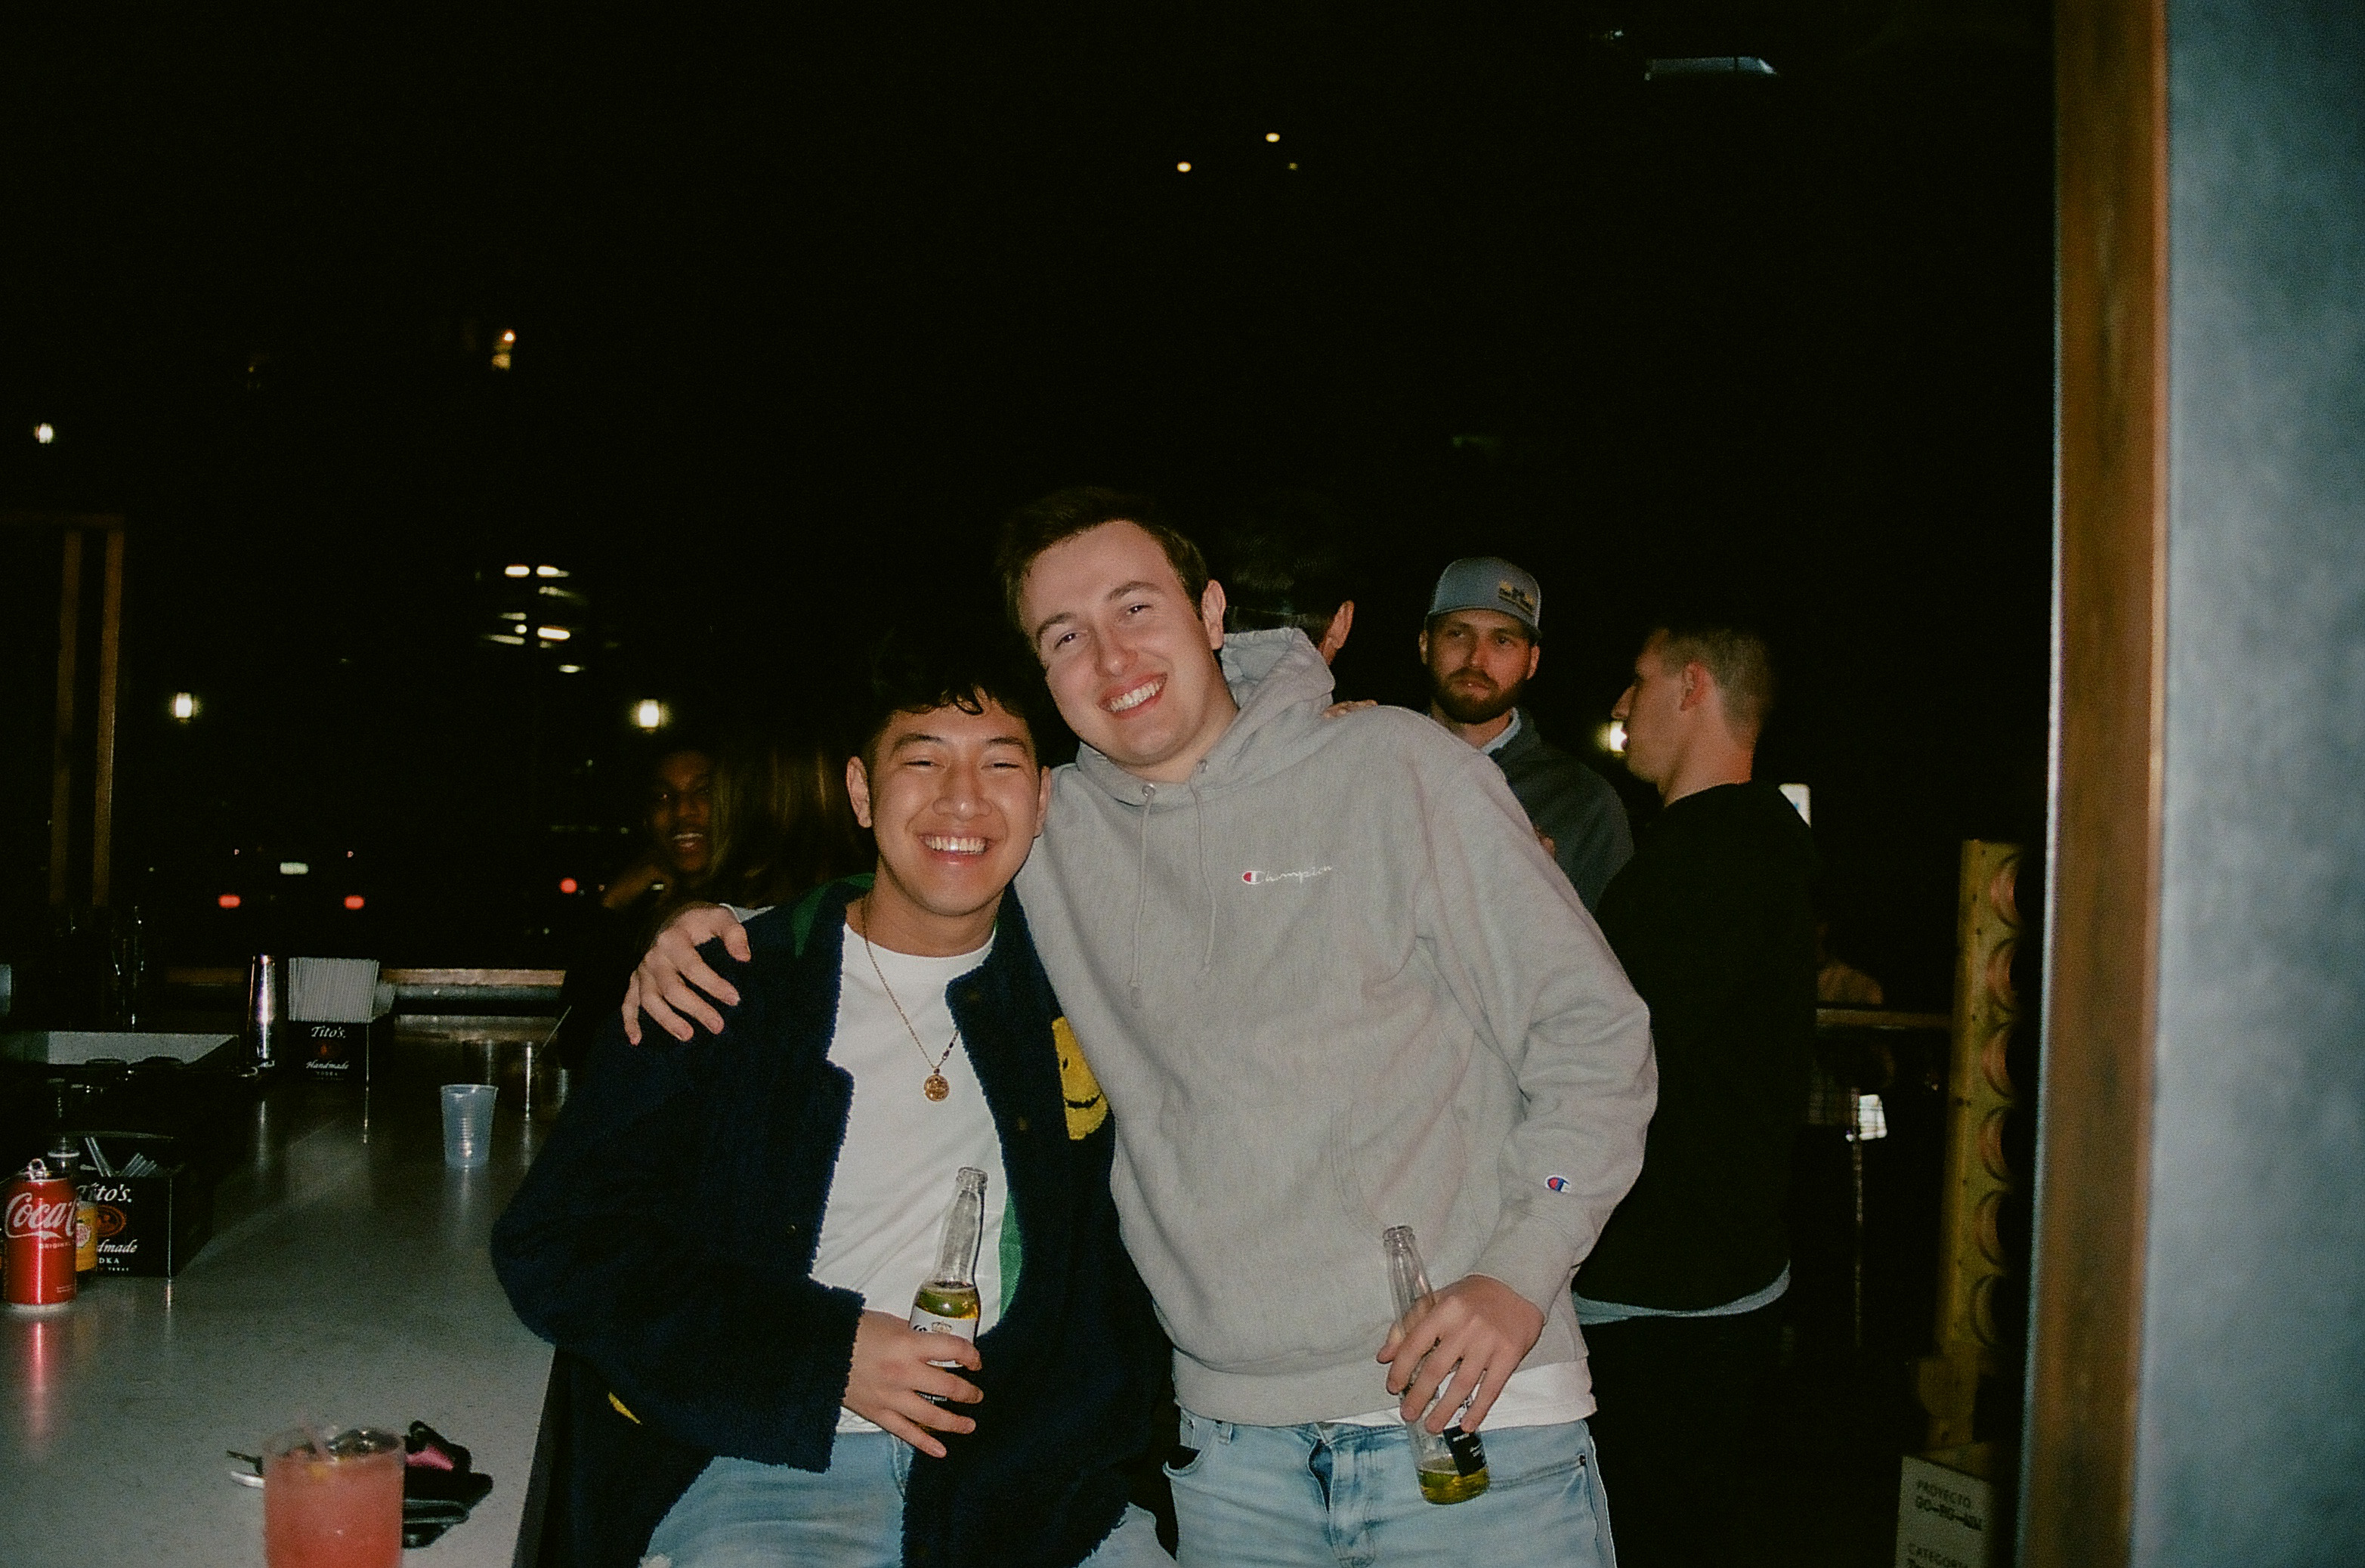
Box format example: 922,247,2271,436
1383,1223,1491,1504
910,1167,988,1348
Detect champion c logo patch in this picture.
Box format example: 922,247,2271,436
1545,1174,1569,1192
1241,865,1334,887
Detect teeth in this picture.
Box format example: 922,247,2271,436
922,836,986,853
1106,679,1160,713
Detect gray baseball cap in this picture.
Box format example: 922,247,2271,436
1427,556,1543,638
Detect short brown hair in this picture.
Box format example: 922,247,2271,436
994,486,1209,641
1652,620,1776,738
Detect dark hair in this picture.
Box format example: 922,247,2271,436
1650,617,1777,736
701,725,870,910
994,486,1208,641
1214,489,1356,636
855,620,1047,770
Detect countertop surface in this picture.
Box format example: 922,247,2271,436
0,1030,561,1566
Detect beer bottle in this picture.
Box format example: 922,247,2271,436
910,1167,987,1346
1382,1223,1490,1504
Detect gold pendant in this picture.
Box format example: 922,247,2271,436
923,1072,950,1102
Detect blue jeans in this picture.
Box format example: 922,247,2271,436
1165,1408,1616,1568
643,1432,1171,1567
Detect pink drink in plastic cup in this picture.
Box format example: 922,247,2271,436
263,1427,404,1568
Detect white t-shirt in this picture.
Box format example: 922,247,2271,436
810,926,1012,1434
1340,1357,1592,1430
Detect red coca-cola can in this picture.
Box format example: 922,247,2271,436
5,1160,79,1307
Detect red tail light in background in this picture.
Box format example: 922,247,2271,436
218,894,241,909
559,877,580,895
342,895,366,911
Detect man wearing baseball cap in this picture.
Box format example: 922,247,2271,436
1421,557,1633,911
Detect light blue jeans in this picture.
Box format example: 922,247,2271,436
643,1432,1171,1567
1165,1409,1616,1568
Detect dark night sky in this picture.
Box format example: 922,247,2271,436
1,3,2054,1000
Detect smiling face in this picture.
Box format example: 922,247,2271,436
846,697,1051,956
1421,608,1541,728
646,750,714,879
1019,520,1238,784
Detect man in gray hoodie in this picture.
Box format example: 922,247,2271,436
625,490,1657,1566
997,489,1653,1567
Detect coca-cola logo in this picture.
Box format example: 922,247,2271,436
5,1190,74,1239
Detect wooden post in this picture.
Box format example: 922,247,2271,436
48,528,84,908
2025,0,2168,1561
92,525,125,908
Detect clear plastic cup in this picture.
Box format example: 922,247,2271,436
441,1083,496,1169
262,1426,404,1568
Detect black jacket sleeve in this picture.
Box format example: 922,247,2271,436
490,962,864,1473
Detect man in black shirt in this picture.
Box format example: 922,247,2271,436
1575,620,1818,1567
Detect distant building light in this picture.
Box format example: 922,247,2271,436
557,663,583,674
537,626,571,642
1288,162,1298,169
1266,132,1280,143
559,877,580,895
499,611,526,621
501,329,517,344
1779,782,1812,824
218,893,242,910
34,422,55,444
170,692,197,721
342,894,366,911
1855,1092,1889,1141
633,699,667,731
1600,721,1628,756
279,861,310,877
484,632,527,646
1645,55,1777,79
504,564,531,577
535,564,567,578
1176,161,1192,172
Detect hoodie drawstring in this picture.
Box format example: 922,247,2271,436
1128,783,1155,999
1189,778,1216,973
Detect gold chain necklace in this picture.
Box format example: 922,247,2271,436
857,897,959,1101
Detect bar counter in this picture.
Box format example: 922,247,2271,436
1,1026,561,1566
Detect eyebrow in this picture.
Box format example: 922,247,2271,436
1031,579,1171,645
886,731,1034,756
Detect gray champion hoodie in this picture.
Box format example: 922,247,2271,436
1016,629,1657,1425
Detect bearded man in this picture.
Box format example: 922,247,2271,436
1420,556,1633,910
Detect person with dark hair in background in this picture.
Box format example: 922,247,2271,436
1421,558,1633,911
494,629,1170,1568
1213,489,1357,666
702,725,872,911
1575,617,1819,1568
555,744,716,1070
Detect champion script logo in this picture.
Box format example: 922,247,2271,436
1241,865,1333,886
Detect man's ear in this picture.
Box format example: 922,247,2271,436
1522,638,1542,682
1317,601,1355,663
1677,662,1713,713
1416,622,1430,666
846,755,875,830
1200,579,1229,650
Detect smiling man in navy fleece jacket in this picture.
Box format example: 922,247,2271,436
492,636,1168,1568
